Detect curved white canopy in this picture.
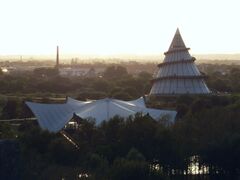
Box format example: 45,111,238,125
26,97,177,133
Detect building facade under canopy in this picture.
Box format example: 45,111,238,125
150,28,210,96
26,97,177,133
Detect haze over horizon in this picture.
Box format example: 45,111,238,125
0,0,239,55
2,53,240,62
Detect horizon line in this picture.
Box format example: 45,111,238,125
1,52,240,57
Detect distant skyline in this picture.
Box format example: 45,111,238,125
0,0,239,55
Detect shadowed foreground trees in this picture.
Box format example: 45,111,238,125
1,95,240,179
17,116,171,179
9,96,240,179
0,140,21,179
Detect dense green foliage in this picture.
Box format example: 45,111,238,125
203,64,240,93
0,66,152,101
1,64,240,179
1,95,240,179
1,64,240,98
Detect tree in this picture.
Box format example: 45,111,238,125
1,98,18,119
138,71,152,80
103,66,128,79
110,148,149,180
111,91,132,100
86,153,109,179
19,100,34,118
92,79,111,93
33,67,59,78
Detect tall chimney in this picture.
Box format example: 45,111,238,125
56,46,59,69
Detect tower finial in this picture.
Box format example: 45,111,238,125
167,28,186,52
176,28,180,34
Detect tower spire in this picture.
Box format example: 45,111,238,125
165,28,188,54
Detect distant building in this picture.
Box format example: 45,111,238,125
150,28,210,96
59,67,104,77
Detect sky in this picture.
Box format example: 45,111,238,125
0,0,239,56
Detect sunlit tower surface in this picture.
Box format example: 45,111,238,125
150,28,210,96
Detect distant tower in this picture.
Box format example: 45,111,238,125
150,28,210,96
56,46,59,69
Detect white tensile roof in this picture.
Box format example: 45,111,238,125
26,97,177,133
150,28,210,95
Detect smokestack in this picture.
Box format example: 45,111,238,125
56,46,59,69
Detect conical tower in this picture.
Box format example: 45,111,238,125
150,28,210,96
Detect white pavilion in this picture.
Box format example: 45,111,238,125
26,97,177,133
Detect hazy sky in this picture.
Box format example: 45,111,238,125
0,0,239,55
